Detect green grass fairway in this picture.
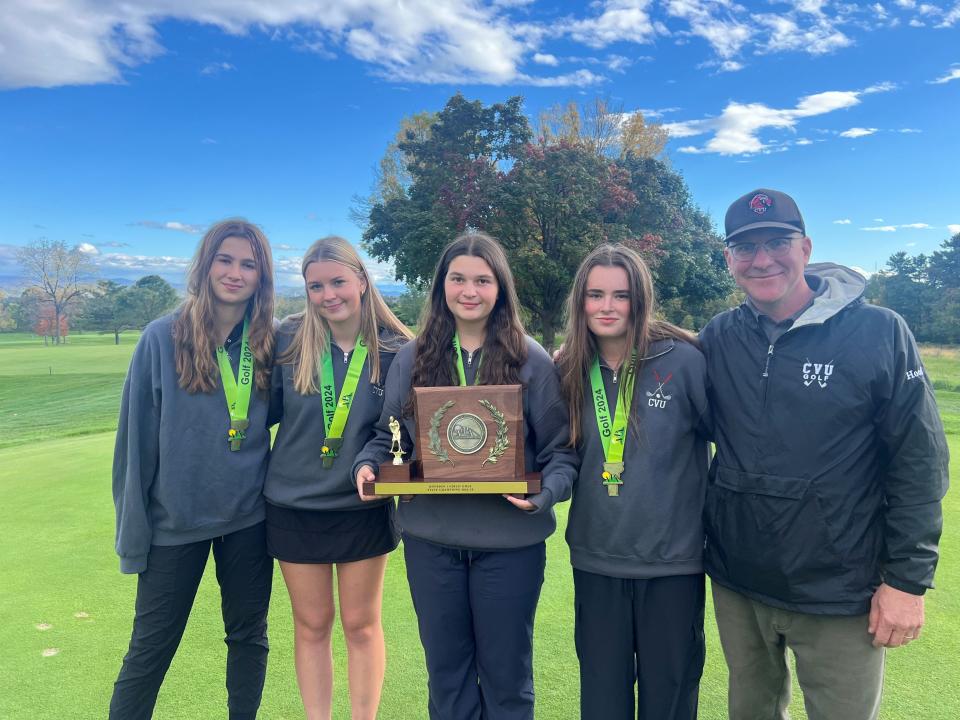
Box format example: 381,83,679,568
0,332,137,449
0,334,957,718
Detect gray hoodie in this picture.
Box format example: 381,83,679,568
354,337,579,550
112,312,270,574
565,339,710,579
265,317,397,511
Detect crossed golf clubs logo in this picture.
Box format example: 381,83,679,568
646,369,672,407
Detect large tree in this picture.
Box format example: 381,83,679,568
362,94,729,347
16,239,94,344
492,141,638,348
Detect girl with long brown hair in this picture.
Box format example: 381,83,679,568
556,243,709,720
111,219,276,719
354,232,578,720
265,236,411,720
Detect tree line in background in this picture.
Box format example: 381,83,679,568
4,95,957,347
866,232,960,344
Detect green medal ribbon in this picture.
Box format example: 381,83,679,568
319,334,368,468
589,353,636,496
216,317,254,452
452,332,482,386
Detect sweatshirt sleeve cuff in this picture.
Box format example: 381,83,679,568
882,574,928,596
120,554,148,575
525,487,554,514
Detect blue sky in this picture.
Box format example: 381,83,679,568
1,0,958,291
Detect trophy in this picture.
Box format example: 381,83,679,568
362,385,541,496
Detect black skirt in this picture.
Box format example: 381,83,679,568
265,501,400,564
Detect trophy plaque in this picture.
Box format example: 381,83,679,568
363,384,541,496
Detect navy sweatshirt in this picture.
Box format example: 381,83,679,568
565,339,710,579
354,337,580,550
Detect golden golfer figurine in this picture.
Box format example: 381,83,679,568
388,416,405,465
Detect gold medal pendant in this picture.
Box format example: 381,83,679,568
321,437,343,469
602,461,624,497
228,418,249,452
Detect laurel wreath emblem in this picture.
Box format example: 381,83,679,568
479,399,509,467
428,400,456,466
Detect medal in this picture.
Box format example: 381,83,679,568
319,335,367,468
590,354,635,496
216,317,254,452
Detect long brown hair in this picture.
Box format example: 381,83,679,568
557,243,695,445
173,219,275,393
277,235,412,393
409,232,528,405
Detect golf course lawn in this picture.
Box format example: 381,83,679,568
1,331,957,719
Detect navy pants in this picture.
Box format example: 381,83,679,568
109,522,273,720
403,534,546,720
573,570,705,720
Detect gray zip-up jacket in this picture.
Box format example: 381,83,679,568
566,339,710,579
701,263,949,614
353,336,579,550
112,312,271,574
265,317,397,511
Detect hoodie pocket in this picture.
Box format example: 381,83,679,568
705,466,841,603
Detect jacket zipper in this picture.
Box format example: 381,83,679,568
761,344,774,408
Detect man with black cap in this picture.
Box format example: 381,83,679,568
699,188,949,719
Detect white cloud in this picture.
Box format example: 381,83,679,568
201,61,235,75
76,242,99,255
948,224,960,234
936,3,960,27
135,220,203,234
517,69,605,87
0,0,534,89
665,0,752,58
929,65,960,84
718,60,744,72
909,18,925,26
532,53,558,66
839,127,878,138
833,219,852,224
895,0,916,7
900,222,931,229
562,0,657,48
664,86,872,155
862,225,898,231
874,218,885,222
898,128,922,133
795,138,813,145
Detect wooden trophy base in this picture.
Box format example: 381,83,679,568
363,461,542,496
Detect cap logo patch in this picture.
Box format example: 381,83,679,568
749,193,773,214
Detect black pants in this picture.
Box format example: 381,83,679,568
573,569,705,720
403,534,546,720
109,522,273,720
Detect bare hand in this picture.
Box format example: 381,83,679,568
503,494,537,511
356,465,382,502
868,582,924,648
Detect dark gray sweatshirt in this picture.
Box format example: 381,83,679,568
265,317,396,511
353,336,579,550
112,312,271,574
565,339,710,579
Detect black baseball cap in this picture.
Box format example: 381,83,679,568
724,188,805,243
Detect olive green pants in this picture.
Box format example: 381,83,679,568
712,582,884,720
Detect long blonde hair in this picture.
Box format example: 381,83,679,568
556,243,695,445
173,219,276,393
278,236,412,393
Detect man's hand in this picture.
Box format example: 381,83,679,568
355,465,382,502
868,582,924,648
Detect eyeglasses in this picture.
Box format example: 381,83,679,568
726,236,800,262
